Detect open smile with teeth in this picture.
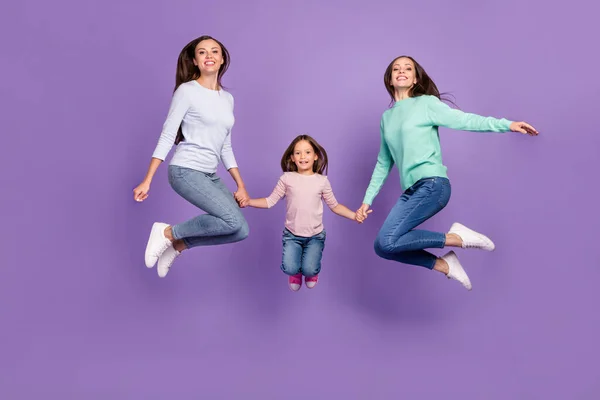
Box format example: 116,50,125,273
204,61,216,66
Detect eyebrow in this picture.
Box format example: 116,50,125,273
197,47,220,51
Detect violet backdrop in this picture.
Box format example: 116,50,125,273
1,0,599,398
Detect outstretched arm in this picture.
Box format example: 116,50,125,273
247,176,286,209
247,198,269,208
425,95,537,135
425,95,511,132
331,204,356,221
323,179,369,223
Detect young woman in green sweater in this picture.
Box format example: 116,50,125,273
357,56,538,290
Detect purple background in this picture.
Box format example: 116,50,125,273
2,0,599,398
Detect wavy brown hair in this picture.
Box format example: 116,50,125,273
280,135,329,175
173,35,231,145
384,55,456,107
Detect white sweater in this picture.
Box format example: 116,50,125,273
152,80,238,173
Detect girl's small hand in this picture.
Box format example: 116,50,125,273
133,182,150,202
510,121,538,136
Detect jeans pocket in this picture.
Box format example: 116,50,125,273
169,165,189,180
282,228,294,240
437,179,451,207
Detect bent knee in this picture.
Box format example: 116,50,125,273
281,262,301,276
374,237,393,259
236,219,249,240
303,268,320,278
222,210,247,234
225,215,248,241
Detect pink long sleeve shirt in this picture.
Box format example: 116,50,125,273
265,172,339,237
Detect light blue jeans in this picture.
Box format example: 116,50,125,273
168,165,249,249
374,176,451,269
281,228,326,277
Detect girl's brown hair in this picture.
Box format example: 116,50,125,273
280,135,329,175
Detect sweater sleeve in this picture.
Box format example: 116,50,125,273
362,118,394,206
265,175,287,208
321,177,339,210
425,95,512,132
220,94,238,170
152,86,191,160
220,131,238,170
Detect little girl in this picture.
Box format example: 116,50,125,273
247,135,370,291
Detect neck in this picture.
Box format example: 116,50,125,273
197,74,219,91
394,87,411,101
296,169,315,176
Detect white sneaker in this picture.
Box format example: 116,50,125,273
441,251,472,290
449,222,495,251
157,246,181,278
144,222,172,268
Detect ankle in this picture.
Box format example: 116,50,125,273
163,226,175,242
445,233,463,247
173,239,186,252
433,258,449,274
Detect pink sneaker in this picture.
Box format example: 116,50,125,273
305,274,319,289
288,273,302,291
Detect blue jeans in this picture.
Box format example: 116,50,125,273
168,165,249,249
374,177,451,269
281,228,326,277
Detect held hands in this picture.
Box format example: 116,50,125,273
355,203,373,223
133,181,150,202
234,186,250,208
510,121,539,136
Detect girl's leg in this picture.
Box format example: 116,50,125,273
281,229,303,291
301,230,326,289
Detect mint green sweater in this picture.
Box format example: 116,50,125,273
363,95,512,205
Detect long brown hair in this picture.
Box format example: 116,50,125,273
280,135,329,175
383,55,456,107
173,35,231,145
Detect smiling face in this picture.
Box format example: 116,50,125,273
290,140,318,174
390,56,417,91
193,39,224,75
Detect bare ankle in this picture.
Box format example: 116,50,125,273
433,258,449,275
445,233,463,248
164,226,174,242
173,240,186,252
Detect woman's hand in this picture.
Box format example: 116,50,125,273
133,181,150,202
234,186,250,207
356,203,372,223
510,121,539,136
